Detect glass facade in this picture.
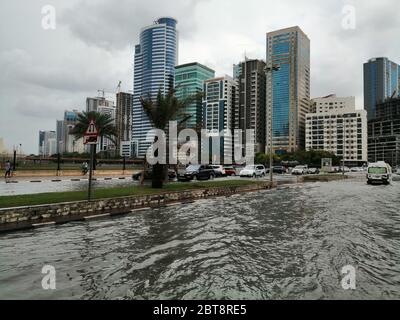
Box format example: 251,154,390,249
266,27,310,154
132,17,178,158
364,57,400,120
175,63,215,129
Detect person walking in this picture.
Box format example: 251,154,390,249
4,160,12,180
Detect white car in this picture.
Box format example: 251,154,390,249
240,165,266,178
291,165,308,175
210,165,226,177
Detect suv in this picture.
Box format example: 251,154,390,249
178,164,216,181
210,165,226,177
291,165,308,175
240,165,266,178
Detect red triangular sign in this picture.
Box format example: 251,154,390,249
85,120,98,136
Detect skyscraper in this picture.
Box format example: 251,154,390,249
266,26,310,154
364,57,400,120
116,92,133,156
233,58,266,153
368,97,400,166
132,17,179,158
202,75,238,161
175,62,215,130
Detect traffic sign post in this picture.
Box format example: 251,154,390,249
84,120,99,201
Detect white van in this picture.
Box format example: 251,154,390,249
367,162,392,185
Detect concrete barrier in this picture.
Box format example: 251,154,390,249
0,182,275,233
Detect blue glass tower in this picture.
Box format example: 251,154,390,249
132,17,178,158
364,57,400,120
266,26,310,154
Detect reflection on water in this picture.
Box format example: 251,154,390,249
0,179,399,299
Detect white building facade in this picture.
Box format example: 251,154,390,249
202,75,238,162
306,95,368,165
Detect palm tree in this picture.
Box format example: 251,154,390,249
140,87,202,189
71,111,118,158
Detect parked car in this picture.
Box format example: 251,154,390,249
291,165,308,175
307,167,320,175
273,166,286,174
178,164,216,181
210,165,226,177
223,166,237,176
132,168,177,181
239,165,266,178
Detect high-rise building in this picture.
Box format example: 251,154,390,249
116,92,133,157
266,26,310,154
202,75,238,161
56,110,85,154
175,62,215,130
132,17,179,158
38,131,56,156
233,58,266,153
364,57,400,120
86,96,114,113
306,95,368,165
368,97,400,166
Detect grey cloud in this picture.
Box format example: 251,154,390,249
60,0,209,50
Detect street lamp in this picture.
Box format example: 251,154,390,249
265,64,281,184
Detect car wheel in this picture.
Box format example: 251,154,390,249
210,174,215,180
193,175,197,181
253,173,256,179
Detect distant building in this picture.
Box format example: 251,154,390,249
233,58,266,153
116,92,133,157
202,75,238,161
56,110,85,154
266,26,311,154
97,104,117,153
38,131,56,156
86,96,114,113
175,62,215,130
364,57,400,120
368,97,400,166
306,95,368,165
0,137,6,154
132,17,179,158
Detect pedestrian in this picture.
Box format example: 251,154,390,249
4,160,12,180
82,161,88,175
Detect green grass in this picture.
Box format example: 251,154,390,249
0,179,259,209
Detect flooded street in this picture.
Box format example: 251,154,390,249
0,178,399,300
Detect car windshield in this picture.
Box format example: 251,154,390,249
186,165,200,171
368,167,387,174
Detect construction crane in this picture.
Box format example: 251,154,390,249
116,81,122,94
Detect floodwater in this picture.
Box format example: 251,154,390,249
0,177,399,299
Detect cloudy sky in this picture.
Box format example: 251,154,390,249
0,0,399,154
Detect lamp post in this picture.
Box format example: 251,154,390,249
265,64,281,183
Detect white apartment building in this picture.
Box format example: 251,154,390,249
306,95,368,165
202,75,238,162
